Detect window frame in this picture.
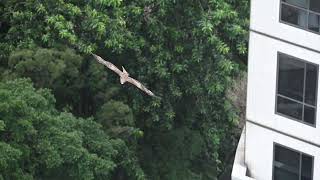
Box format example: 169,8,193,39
275,52,318,127
272,143,314,180
279,0,320,35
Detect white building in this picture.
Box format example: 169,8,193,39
232,0,320,180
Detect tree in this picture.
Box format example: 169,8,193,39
0,0,249,179
0,78,145,180
4,48,82,112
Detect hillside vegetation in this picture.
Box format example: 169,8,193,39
0,0,249,179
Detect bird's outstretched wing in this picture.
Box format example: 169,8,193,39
92,54,122,76
92,53,158,98
127,77,156,97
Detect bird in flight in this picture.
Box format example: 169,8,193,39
92,54,157,97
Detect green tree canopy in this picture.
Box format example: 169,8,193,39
0,78,144,180
0,0,249,179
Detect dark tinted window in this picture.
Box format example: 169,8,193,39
281,4,308,28
274,167,299,180
278,54,304,101
305,64,318,105
274,144,300,169
276,53,318,126
304,105,316,124
277,96,303,120
308,13,320,33
310,0,320,13
281,0,320,34
283,0,309,8
274,144,313,180
301,155,313,180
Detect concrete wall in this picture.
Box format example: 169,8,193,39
247,31,320,145
245,122,320,180
244,0,320,179
231,129,256,180
250,0,320,51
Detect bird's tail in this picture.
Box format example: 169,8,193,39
120,76,126,84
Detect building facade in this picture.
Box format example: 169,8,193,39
232,0,320,180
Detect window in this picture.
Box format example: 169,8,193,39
276,53,318,126
273,144,313,180
281,0,320,34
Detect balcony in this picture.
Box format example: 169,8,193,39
231,128,256,180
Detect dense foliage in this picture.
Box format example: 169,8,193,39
0,78,144,180
0,0,249,179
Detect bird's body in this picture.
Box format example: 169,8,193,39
92,54,156,97
119,67,129,84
